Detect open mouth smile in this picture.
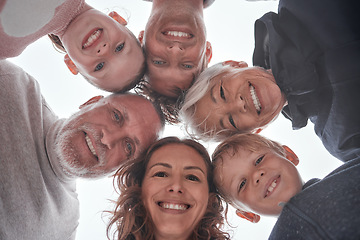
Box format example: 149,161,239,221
249,82,262,115
157,201,190,211
264,176,280,198
162,30,193,39
82,29,102,49
85,134,98,157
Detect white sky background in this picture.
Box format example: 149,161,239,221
9,0,342,239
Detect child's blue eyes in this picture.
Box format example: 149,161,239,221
239,179,247,192
115,43,125,52
94,43,125,72
255,156,264,166
94,62,104,71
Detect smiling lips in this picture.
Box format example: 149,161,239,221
158,202,190,211
82,29,102,49
163,30,193,39
249,83,262,115
265,177,279,198
85,134,97,157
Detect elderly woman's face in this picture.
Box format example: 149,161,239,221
142,143,209,240
194,67,286,134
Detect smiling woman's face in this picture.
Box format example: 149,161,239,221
194,66,286,135
141,143,209,240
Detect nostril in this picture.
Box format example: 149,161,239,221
97,50,100,53
103,44,106,47
261,173,264,176
256,180,259,183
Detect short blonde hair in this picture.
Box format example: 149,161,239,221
212,133,286,204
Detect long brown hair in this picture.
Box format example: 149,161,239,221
107,137,230,240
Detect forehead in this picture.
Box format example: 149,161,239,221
149,143,207,171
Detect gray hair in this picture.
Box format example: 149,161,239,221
179,62,235,141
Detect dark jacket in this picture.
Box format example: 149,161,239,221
253,0,360,162
269,157,360,240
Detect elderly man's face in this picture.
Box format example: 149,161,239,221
55,94,163,178
141,0,211,98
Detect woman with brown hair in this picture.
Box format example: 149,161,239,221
107,136,229,240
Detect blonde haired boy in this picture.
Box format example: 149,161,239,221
212,133,360,239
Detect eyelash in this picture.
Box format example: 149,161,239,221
154,171,167,178
255,156,264,166
183,64,193,69
220,82,225,100
153,60,166,65
124,138,134,158
186,174,200,182
229,115,236,129
112,110,124,126
94,62,104,72
115,43,125,52
239,179,247,192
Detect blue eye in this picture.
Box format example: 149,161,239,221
125,141,133,157
115,43,125,52
112,110,124,126
255,156,264,166
183,64,193,69
153,60,165,65
95,62,104,71
239,179,246,192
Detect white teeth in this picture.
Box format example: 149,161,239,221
83,29,101,49
161,202,188,211
85,135,97,156
250,84,261,114
267,180,277,193
165,31,191,38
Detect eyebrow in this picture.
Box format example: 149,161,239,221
184,166,205,175
148,163,205,174
149,162,171,170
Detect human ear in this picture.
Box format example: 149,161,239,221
108,11,127,26
223,60,248,68
235,209,260,223
79,96,104,109
282,145,299,166
138,30,145,46
205,41,212,64
64,54,78,75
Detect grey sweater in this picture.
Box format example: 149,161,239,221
0,60,79,240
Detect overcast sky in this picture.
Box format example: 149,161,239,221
9,0,342,239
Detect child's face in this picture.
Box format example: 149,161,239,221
194,67,286,134
215,147,303,216
61,9,144,92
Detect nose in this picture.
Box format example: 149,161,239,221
166,177,184,194
233,92,247,113
167,42,184,52
253,169,265,185
100,128,123,149
97,43,109,55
